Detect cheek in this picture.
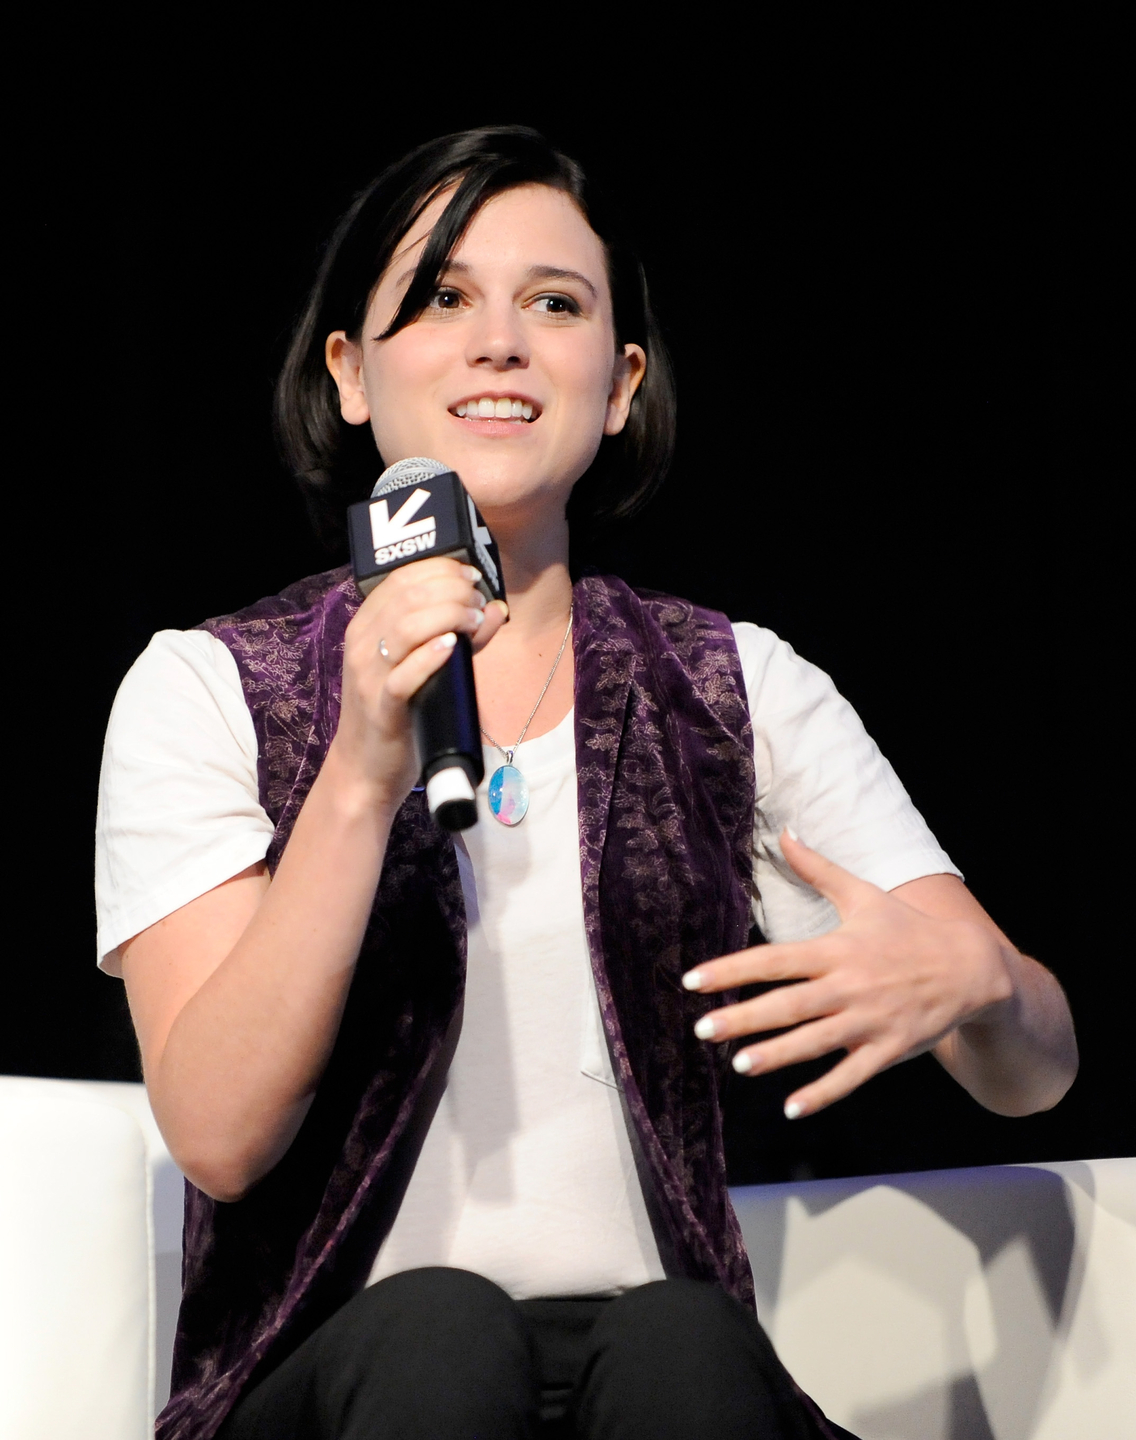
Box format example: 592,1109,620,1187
363,334,448,436
546,333,614,415
367,331,442,394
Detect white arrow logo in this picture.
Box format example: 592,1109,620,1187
370,488,436,551
467,494,500,590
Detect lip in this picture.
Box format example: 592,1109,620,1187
446,412,537,439
448,390,543,422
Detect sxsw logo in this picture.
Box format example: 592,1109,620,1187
370,488,437,564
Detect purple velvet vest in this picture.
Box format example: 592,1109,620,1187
159,568,756,1440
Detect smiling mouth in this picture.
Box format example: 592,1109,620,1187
451,396,539,422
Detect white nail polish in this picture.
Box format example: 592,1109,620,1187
682,970,703,991
464,566,482,582
733,1052,752,1074
470,609,485,627
785,826,799,842
694,1016,716,1040
784,1100,803,1120
435,632,458,651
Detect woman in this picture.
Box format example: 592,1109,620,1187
96,127,1078,1439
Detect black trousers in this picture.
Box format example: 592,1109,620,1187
219,1267,855,1439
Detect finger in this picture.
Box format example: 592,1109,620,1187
693,979,834,1042
361,574,486,635
779,828,881,919
372,600,488,666
781,1042,893,1119
682,938,835,993
471,599,510,654
354,560,483,628
383,632,463,704
729,1014,856,1076
375,557,481,595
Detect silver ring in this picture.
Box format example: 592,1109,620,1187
378,638,390,659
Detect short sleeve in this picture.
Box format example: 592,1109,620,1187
95,629,273,974
732,622,962,944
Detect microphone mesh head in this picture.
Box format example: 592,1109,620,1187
371,457,451,497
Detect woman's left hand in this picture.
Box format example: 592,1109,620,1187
683,830,1020,1118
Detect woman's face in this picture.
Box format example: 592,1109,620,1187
326,184,645,535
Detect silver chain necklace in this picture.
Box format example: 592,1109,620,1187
480,614,573,826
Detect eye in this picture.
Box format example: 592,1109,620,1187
530,292,581,316
428,287,465,311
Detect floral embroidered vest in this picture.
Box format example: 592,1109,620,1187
158,568,756,1440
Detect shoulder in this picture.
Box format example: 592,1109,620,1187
729,621,844,720
110,628,246,731
102,631,256,798
193,566,357,710
574,574,737,654
196,564,356,644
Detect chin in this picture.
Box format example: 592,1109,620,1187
468,472,575,525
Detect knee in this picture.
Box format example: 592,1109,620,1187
367,1265,517,1316
321,1267,524,1358
577,1282,784,1439
596,1278,750,1346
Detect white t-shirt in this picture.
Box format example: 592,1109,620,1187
95,620,959,1299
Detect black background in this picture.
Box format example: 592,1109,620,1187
7,21,1127,1182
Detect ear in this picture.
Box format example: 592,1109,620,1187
603,343,647,436
325,331,371,426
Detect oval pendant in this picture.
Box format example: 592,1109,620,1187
487,764,529,826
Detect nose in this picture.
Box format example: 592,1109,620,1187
465,295,529,373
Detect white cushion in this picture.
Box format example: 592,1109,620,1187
731,1158,1136,1439
0,1081,153,1440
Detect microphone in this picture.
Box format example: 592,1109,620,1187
347,458,506,832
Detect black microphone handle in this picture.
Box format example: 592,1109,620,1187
411,633,484,830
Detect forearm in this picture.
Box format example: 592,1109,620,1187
933,948,1078,1115
148,743,396,1200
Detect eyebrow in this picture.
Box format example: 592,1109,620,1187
520,265,599,299
438,260,600,300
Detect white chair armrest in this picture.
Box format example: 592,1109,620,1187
0,1080,154,1440
730,1158,1136,1439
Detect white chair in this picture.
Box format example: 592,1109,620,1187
1,1075,1133,1439
732,1160,1136,1438
0,1077,183,1440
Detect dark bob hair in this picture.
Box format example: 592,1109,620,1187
275,126,675,546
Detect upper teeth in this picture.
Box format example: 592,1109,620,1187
455,398,534,420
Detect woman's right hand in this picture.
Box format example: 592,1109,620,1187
332,557,509,810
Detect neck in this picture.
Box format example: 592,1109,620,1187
471,499,577,744
487,502,573,639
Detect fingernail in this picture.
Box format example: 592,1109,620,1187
471,591,487,609
733,1051,752,1074
682,970,703,991
694,1016,717,1040
463,566,482,582
434,632,458,651
785,826,799,843
469,609,485,627
491,599,510,620
784,1100,803,1120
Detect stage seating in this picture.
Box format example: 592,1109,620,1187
1,1076,1133,1439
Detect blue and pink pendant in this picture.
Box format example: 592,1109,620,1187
487,758,529,826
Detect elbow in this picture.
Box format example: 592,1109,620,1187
980,1051,1080,1118
172,1139,275,1204
151,1086,312,1203
1021,1058,1080,1116
179,1154,259,1204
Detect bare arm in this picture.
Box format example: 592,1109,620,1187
683,832,1078,1120
899,874,1078,1115
121,761,393,1202
121,559,506,1202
